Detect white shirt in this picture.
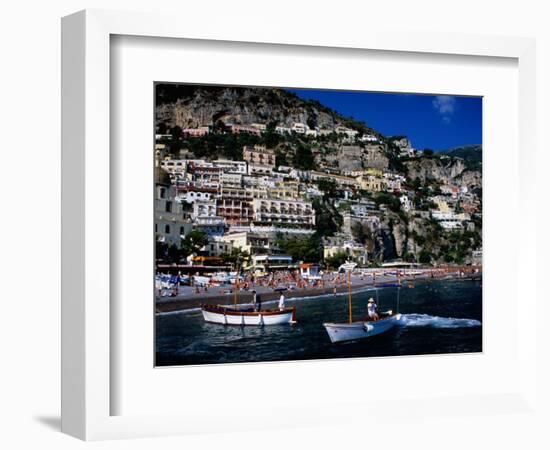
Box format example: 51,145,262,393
367,302,377,316
278,294,285,309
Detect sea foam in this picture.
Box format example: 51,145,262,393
399,313,481,328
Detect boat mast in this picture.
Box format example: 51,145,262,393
397,270,400,313
348,268,352,324
397,285,400,314
233,263,239,307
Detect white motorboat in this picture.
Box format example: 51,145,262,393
323,260,402,343
324,311,402,343
201,304,296,326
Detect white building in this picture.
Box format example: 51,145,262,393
183,126,209,137
193,216,227,237
201,236,233,257
311,171,359,189
251,254,293,270
219,231,272,255
350,201,377,216
213,159,248,175
439,220,463,230
360,134,378,143
291,122,308,134
177,190,213,204
383,172,406,191
252,198,315,228
335,126,359,140
219,172,243,186
275,125,292,135
155,183,192,245
250,123,267,131
160,159,188,175
192,200,217,220
248,164,274,176
323,238,368,265
400,194,413,212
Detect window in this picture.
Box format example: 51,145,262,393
159,187,166,199
180,226,185,235
165,224,170,234
165,201,172,212
155,224,158,233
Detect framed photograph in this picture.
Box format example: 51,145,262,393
62,9,539,441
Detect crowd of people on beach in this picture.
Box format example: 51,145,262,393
155,266,482,299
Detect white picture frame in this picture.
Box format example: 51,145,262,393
62,9,539,441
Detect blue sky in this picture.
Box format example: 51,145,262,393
286,89,482,151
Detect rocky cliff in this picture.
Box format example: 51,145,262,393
405,155,481,189
156,84,373,132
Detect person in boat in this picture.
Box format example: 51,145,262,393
256,292,262,311
367,298,379,321
252,290,262,311
278,292,286,311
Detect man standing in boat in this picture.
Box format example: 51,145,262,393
367,298,379,321
252,290,262,311
278,292,286,311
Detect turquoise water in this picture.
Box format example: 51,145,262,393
155,279,482,366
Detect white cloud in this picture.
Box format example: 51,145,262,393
432,95,457,123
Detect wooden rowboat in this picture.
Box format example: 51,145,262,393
323,311,402,343
201,304,297,326
323,261,403,343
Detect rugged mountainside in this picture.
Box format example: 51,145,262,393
442,145,482,163
156,84,377,133
405,156,481,190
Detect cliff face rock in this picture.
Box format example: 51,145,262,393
405,156,482,190
336,144,390,172
405,157,466,183
455,169,482,190
390,217,408,258
337,146,363,171
157,85,356,130
363,144,390,171
372,212,408,261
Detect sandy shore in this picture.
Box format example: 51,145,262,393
156,280,371,313
155,269,481,314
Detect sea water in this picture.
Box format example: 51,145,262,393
155,279,482,366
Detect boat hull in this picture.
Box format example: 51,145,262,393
323,314,402,343
201,305,296,326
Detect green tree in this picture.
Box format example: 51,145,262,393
312,199,342,237
374,192,401,213
155,240,169,262
325,252,348,268
170,126,183,140
351,222,372,245
419,250,433,265
277,235,322,263
293,144,315,170
316,178,338,199
220,248,250,267
180,231,208,258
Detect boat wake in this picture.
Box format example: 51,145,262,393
399,314,481,328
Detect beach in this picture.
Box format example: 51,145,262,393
155,267,481,313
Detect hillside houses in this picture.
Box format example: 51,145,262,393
155,117,481,267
